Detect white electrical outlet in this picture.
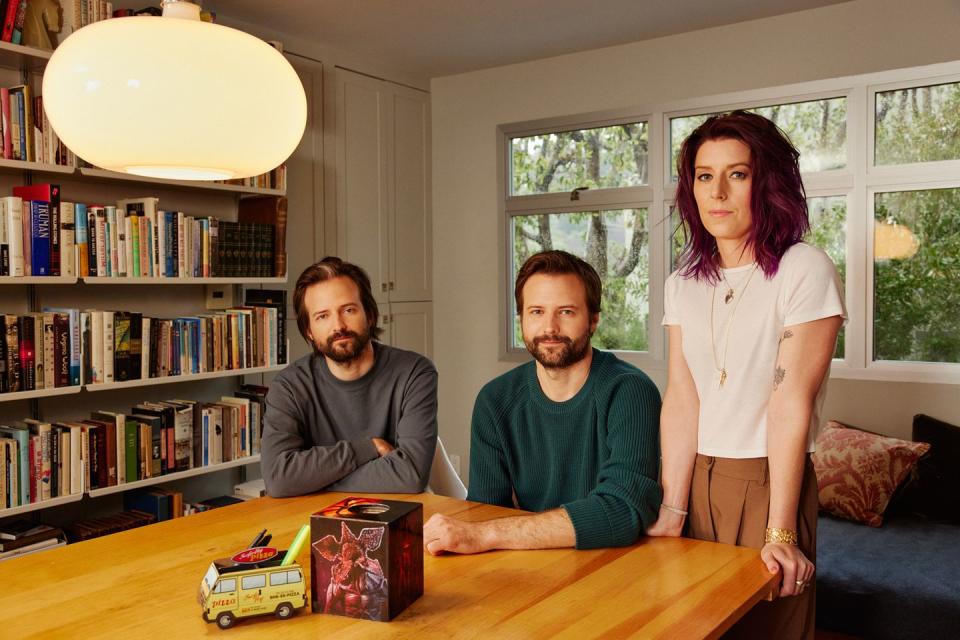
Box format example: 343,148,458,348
449,454,462,477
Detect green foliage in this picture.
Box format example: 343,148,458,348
806,197,847,358
512,210,649,351
511,123,648,195
874,188,960,362
669,97,847,178
876,82,960,165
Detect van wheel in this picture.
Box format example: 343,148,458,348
275,602,294,619
216,612,235,629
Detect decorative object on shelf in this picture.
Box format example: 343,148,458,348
42,0,306,181
21,0,60,51
199,529,308,629
311,497,424,622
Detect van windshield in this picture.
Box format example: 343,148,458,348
203,564,218,592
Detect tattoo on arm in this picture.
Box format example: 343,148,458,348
774,366,786,391
779,329,794,345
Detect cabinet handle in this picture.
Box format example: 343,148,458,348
389,281,395,291
381,283,388,293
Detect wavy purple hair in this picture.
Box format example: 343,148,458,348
674,110,809,282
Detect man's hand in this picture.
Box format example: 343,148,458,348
760,542,815,598
645,505,685,537
371,438,395,457
423,513,491,556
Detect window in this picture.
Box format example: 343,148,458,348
873,188,960,362
669,97,848,179
506,117,653,354
270,571,288,586
511,123,648,195
287,569,302,583
242,574,266,590
502,62,960,381
215,578,236,593
511,209,650,351
875,81,960,165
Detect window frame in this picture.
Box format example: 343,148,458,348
497,60,960,383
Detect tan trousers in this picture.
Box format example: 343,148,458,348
688,454,818,640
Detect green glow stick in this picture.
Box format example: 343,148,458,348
281,524,310,566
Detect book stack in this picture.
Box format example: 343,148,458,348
0,309,81,394
63,510,154,543
0,520,65,561
81,305,282,385
124,486,184,522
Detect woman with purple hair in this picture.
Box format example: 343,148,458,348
648,111,845,638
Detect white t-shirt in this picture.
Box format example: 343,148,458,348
662,242,846,458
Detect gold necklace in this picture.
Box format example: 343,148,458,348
720,270,735,304
710,264,759,388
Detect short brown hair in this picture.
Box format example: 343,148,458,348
293,257,382,343
514,250,602,316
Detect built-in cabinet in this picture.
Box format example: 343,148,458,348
334,68,432,357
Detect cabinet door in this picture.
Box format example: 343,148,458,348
335,69,390,304
385,301,432,359
389,86,432,302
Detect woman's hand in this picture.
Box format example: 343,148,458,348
761,542,815,598
645,505,686,537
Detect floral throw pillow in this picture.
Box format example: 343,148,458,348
812,420,931,527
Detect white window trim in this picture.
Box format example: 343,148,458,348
498,59,960,383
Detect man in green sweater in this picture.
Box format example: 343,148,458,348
424,250,662,554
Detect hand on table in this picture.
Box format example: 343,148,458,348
761,542,814,598
646,505,686,537
423,513,490,556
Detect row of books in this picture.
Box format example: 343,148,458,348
0,186,287,279
81,305,284,386
0,310,78,394
0,290,287,395
0,86,72,166
78,201,276,279
0,383,269,508
0,0,28,46
221,165,288,193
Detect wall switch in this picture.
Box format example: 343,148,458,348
205,284,235,310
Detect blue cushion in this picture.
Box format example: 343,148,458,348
817,513,960,638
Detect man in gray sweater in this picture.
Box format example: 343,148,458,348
261,257,438,497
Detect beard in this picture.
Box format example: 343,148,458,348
316,326,372,363
524,329,593,369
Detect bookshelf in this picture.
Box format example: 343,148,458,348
0,276,77,284
85,364,286,392
1,492,83,518
82,277,288,285
88,456,260,498
0,385,83,403
0,39,288,533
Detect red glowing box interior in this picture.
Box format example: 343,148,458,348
310,497,423,621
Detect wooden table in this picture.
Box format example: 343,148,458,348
0,492,776,638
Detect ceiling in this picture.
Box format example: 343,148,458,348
210,0,850,78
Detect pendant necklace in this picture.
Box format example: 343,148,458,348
710,264,759,388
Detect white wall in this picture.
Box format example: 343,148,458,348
431,0,960,480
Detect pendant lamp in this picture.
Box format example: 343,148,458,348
42,0,307,180
874,218,920,261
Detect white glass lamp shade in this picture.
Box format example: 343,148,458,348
42,14,306,180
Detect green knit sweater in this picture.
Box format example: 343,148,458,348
467,349,662,549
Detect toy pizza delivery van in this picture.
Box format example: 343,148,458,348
198,546,307,629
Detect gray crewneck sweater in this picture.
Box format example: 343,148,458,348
261,342,438,497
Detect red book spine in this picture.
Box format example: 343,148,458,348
1,0,20,43
0,88,10,160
